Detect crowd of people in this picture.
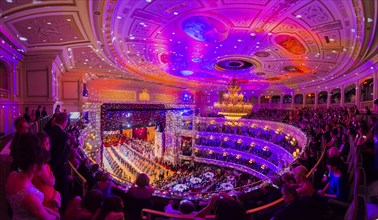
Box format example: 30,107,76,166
22,105,48,123
194,134,289,168
195,121,299,153
2,101,377,219
154,162,259,196
194,150,274,176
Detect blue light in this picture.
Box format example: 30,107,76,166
180,70,194,76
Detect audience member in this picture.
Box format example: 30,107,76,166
271,185,311,220
32,132,61,212
36,105,41,120
127,173,155,220
92,171,115,201
63,189,103,220
93,196,124,220
6,133,59,219
9,117,29,159
49,112,71,210
318,157,348,201
42,106,48,117
23,107,31,123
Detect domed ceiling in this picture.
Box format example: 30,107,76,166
0,0,377,90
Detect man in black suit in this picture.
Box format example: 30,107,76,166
35,105,41,120
49,112,70,211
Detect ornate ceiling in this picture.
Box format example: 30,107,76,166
0,0,377,91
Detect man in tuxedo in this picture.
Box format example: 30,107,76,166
35,105,41,120
49,112,70,211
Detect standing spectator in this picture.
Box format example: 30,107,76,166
36,105,41,120
23,107,31,123
54,104,61,115
31,110,36,122
9,117,30,170
42,106,48,117
49,112,71,210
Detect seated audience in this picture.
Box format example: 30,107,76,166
164,199,197,219
271,185,314,220
92,172,115,201
127,173,155,220
63,189,103,220
93,196,124,220
195,192,246,220
318,157,348,201
290,166,315,197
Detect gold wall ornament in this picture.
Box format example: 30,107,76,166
214,77,253,120
139,88,151,101
99,90,136,101
153,93,175,103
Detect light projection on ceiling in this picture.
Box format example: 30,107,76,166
182,16,229,43
102,0,361,90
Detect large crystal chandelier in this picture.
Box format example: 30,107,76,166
214,77,253,121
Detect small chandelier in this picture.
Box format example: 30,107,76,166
214,77,253,120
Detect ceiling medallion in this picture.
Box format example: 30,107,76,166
215,57,255,71
214,77,253,121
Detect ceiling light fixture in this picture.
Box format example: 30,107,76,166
214,77,253,121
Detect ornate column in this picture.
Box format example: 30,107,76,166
314,91,318,109
340,85,345,107
327,90,331,109
291,93,295,110
302,94,306,108
373,71,378,103
355,80,360,108
279,94,283,109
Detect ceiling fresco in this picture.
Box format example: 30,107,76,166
0,0,376,90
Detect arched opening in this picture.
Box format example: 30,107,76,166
0,62,9,90
305,93,315,104
361,78,373,101
283,95,292,104
271,95,280,104
331,88,341,104
250,96,258,104
260,95,269,103
318,91,328,104
294,94,303,104
344,84,356,103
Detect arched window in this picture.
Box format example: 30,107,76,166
294,94,303,104
250,96,258,104
0,62,9,90
344,84,356,103
305,93,315,104
318,91,327,104
261,96,269,103
331,88,341,104
271,95,280,103
283,95,292,104
361,78,373,101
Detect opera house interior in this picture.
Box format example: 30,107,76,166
0,0,378,219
